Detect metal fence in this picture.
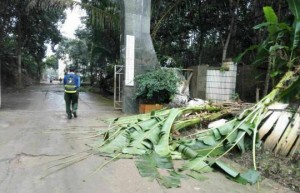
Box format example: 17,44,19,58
114,65,124,109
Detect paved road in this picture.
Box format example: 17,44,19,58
0,83,295,193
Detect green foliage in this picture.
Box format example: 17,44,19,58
135,68,181,104
135,152,181,188
235,3,300,99
44,55,59,70
151,0,284,67
288,0,300,51
0,0,66,86
91,69,300,188
77,0,120,89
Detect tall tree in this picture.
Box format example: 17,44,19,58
0,0,66,87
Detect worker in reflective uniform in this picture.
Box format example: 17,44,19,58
63,66,80,119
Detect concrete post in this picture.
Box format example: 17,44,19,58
0,60,1,108
120,0,159,114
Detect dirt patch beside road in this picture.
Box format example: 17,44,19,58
227,150,300,192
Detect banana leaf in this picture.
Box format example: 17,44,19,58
174,144,198,159
155,108,182,157
213,160,261,185
122,147,148,155
92,69,299,187
213,160,239,178
135,153,181,188
263,6,278,37
181,156,213,173
98,129,131,153
288,0,300,50
239,169,261,185
186,171,209,181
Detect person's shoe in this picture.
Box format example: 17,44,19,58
67,114,72,119
73,112,77,118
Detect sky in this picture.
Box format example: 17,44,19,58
46,5,86,56
46,5,86,78
60,6,86,39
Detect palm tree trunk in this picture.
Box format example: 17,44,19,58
222,27,232,62
16,10,22,89
17,46,22,89
222,0,238,62
263,56,272,96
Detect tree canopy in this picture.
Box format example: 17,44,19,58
1,0,298,101
0,0,66,86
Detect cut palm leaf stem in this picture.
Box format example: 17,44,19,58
198,71,296,165
96,118,165,150
207,120,247,160
87,153,122,178
68,133,104,140
88,70,299,184
107,105,220,126
42,131,98,135
97,125,126,147
48,153,93,169
185,104,267,169
130,120,165,147
47,149,92,163
182,119,237,139
41,153,92,180
106,109,171,125
173,110,231,132
214,132,246,162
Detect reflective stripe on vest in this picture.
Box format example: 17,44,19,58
65,90,77,93
64,84,77,93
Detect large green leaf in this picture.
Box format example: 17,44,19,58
137,118,162,131
175,144,198,159
155,109,182,156
213,160,239,178
186,171,209,181
253,22,272,30
239,169,261,185
288,0,300,18
269,45,289,53
182,156,213,173
288,0,300,51
140,126,162,148
216,121,236,135
213,161,261,185
99,129,131,153
234,131,247,153
278,75,300,101
292,19,300,50
122,147,148,155
263,6,278,37
135,153,180,188
177,138,226,157
157,171,181,188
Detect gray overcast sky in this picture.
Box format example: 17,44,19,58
60,6,86,39
46,5,86,56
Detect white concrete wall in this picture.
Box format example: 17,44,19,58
206,63,237,102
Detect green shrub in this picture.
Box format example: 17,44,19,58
135,68,181,104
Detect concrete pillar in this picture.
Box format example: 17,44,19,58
120,0,159,114
0,60,1,108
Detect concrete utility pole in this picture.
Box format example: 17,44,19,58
121,0,159,114
0,60,1,108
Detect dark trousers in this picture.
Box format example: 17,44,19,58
64,92,79,115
